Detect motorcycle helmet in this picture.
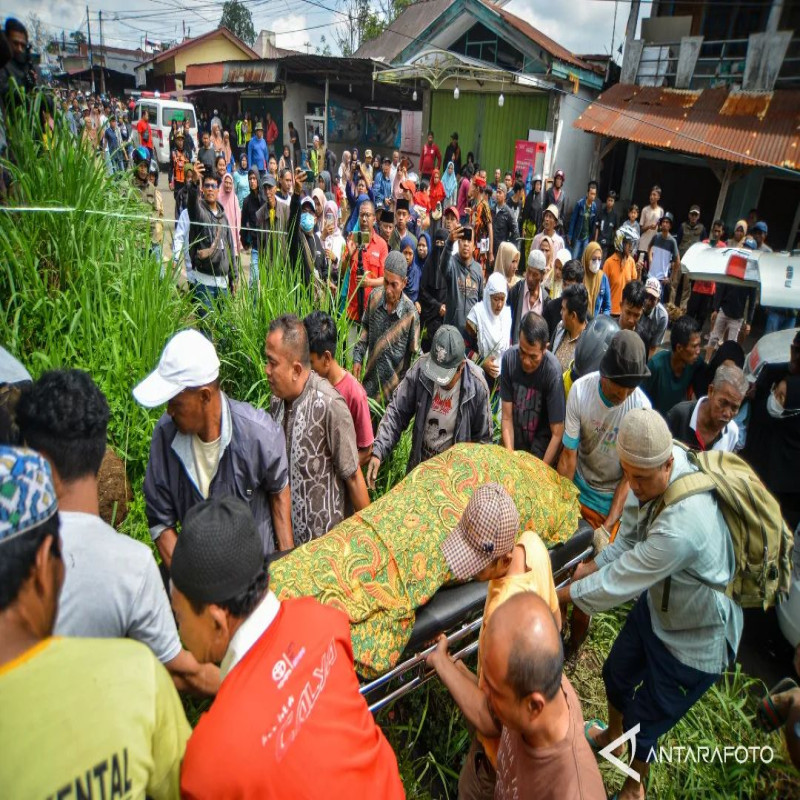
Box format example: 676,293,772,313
573,316,620,380
131,146,149,168
614,221,639,253
148,159,159,179
660,211,675,225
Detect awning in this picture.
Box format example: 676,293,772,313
573,83,800,170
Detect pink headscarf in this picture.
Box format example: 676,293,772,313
219,173,241,255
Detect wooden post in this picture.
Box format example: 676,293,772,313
324,77,329,152
713,162,734,222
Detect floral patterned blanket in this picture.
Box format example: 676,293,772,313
270,443,580,677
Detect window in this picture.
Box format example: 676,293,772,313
162,105,196,127
135,103,158,123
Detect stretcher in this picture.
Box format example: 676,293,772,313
360,520,594,713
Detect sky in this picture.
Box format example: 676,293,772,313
1,0,637,61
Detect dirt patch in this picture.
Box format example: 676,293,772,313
97,448,132,529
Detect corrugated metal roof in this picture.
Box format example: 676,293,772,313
354,0,456,61
573,83,800,170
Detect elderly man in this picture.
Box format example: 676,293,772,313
557,329,651,543
500,312,566,466
508,249,549,344
353,251,420,402
667,365,747,452
531,203,566,254
367,325,492,486
266,314,369,545
561,409,742,800
16,369,220,697
0,446,190,799
171,498,405,799
428,592,605,800
134,329,292,565
442,224,485,337
271,445,581,677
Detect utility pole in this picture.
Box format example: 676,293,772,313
624,0,641,55
86,5,95,95
98,10,106,96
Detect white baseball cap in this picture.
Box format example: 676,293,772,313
133,330,220,408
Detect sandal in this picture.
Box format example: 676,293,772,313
584,718,607,753
756,677,798,732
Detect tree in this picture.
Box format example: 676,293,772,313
334,0,409,56
219,0,256,47
70,30,87,46
25,13,47,52
316,35,332,57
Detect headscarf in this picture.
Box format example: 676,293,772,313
537,234,555,272
219,173,241,255
493,241,520,286
467,271,512,362
222,131,232,166
319,170,334,200
582,241,605,316
395,234,419,302
442,161,458,202
428,169,446,210
210,123,224,154
322,200,346,265
407,232,429,304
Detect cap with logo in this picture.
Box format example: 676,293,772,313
442,483,519,580
0,446,58,546
171,496,264,604
133,329,220,408
644,277,662,299
425,325,465,386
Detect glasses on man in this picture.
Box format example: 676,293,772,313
203,182,218,190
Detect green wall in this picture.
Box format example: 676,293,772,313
430,90,549,171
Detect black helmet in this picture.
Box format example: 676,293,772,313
573,316,621,380
660,211,675,225
131,146,149,167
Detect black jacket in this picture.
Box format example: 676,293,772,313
713,283,757,324
492,204,520,254
241,188,263,250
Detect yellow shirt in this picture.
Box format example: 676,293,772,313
192,434,221,498
476,531,559,766
0,637,190,799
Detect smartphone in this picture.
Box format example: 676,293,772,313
354,231,370,247
460,227,474,240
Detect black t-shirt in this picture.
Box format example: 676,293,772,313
500,348,566,458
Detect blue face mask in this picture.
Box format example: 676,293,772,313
300,212,315,233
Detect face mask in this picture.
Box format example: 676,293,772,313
589,257,602,274
300,212,315,233
767,392,785,419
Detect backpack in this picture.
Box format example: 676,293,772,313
654,444,794,611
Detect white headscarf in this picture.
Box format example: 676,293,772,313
468,271,512,362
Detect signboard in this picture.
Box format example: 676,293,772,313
365,108,401,149
328,101,362,144
514,140,547,187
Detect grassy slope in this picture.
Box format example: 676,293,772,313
2,102,798,798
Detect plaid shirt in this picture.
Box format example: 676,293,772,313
353,288,420,402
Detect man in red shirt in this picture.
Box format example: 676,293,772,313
265,112,279,155
419,130,442,181
345,199,388,325
173,497,405,800
137,109,153,157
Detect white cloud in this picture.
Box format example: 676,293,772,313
506,0,630,58
268,13,313,52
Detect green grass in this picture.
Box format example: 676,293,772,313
2,100,798,798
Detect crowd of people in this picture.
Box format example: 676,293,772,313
2,13,800,800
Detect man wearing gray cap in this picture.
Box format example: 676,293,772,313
171,496,405,799
134,329,292,565
559,409,742,800
353,250,420,403
0,446,189,799
367,324,492,487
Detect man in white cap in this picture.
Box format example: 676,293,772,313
531,203,565,254
558,408,742,800
134,329,292,566
508,249,549,344
635,276,669,359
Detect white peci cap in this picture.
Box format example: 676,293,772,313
133,329,220,408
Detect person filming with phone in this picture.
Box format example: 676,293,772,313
344,200,388,334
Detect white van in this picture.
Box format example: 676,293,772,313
131,94,198,167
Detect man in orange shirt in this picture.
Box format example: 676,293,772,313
603,223,638,318
173,497,405,800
